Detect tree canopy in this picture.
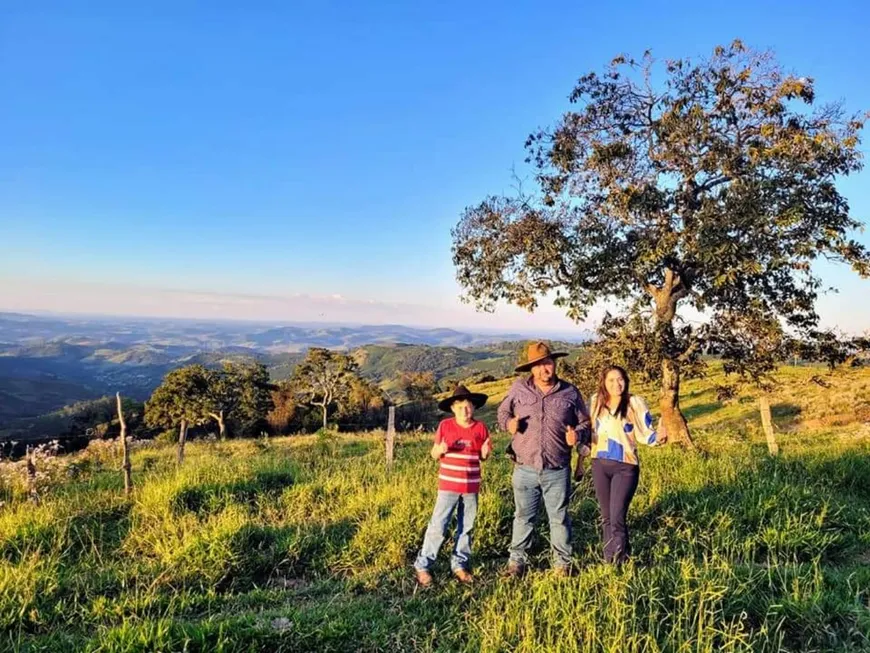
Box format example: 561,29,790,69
452,40,869,445
203,362,274,439
291,348,360,430
144,364,210,433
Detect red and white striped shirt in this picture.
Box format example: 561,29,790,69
435,418,491,494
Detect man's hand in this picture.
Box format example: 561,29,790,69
565,425,577,447
573,444,591,481
507,417,520,435
480,439,492,460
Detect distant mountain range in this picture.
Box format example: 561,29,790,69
0,312,591,431
0,311,559,350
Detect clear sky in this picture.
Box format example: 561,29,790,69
1,1,868,334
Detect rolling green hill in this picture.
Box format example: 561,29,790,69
0,337,586,434
354,340,584,383
353,343,498,380
0,376,101,424
0,313,593,430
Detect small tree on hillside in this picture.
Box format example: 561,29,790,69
292,348,359,430
347,376,386,414
145,365,210,466
399,371,437,403
339,376,387,429
452,40,869,447
234,362,275,435
204,362,274,439
204,363,241,440
267,380,298,434
396,371,438,429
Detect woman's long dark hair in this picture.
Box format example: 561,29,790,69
598,365,630,420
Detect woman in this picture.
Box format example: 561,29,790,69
588,365,664,564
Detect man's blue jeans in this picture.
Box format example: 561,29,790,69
414,491,478,572
509,464,572,569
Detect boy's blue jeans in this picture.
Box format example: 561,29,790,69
414,491,478,572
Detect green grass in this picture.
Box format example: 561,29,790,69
2,366,870,651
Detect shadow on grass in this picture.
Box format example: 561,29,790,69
682,401,726,421
771,402,802,426
64,574,494,653
210,518,363,593
689,401,803,439
630,450,868,567
334,440,377,459
171,469,295,517
0,502,132,564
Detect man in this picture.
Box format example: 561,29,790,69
497,341,590,576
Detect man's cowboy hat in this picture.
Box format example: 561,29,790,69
514,341,568,373
438,384,488,413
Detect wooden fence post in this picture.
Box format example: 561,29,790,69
26,445,40,505
386,406,396,469
177,419,188,468
759,395,779,456
117,392,133,496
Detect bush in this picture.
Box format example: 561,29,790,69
155,429,177,445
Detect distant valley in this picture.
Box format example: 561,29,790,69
0,312,590,432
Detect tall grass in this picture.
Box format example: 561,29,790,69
2,369,870,651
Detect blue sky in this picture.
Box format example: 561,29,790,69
1,1,869,333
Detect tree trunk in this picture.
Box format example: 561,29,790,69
659,358,695,449
209,410,227,440
217,410,226,440
177,419,188,467
117,392,132,496
652,270,695,450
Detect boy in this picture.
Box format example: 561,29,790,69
413,384,492,586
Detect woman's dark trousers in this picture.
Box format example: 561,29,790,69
591,458,640,563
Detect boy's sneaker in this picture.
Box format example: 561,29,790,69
415,569,433,588
453,568,473,584
505,561,526,578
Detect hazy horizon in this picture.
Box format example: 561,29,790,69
2,275,868,339
0,289,595,342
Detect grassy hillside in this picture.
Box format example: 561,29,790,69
0,376,101,424
1,365,869,651
355,340,586,385
353,344,498,380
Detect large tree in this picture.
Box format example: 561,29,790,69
452,40,869,446
145,365,211,466
291,348,359,430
